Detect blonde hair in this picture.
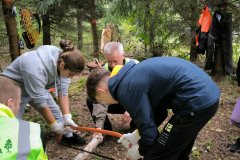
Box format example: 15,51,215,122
0,76,21,105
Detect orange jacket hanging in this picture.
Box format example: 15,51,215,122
196,5,212,54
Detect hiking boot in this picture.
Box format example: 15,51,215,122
61,133,86,146
98,134,111,147
230,138,240,152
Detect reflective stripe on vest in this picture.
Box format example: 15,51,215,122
0,116,43,160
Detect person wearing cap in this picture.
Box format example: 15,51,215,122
0,40,86,146
0,76,48,159
86,42,168,146
86,57,220,159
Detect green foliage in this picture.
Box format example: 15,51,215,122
207,140,212,152
36,0,62,14
78,77,86,88
71,111,78,117
192,151,199,157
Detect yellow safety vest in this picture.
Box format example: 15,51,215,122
0,103,48,160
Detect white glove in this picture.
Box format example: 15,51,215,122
118,130,141,149
128,144,143,160
50,121,76,134
63,114,78,127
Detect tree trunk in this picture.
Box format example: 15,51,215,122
144,0,150,55
212,39,225,75
211,0,231,76
2,0,20,62
190,37,198,61
89,0,99,59
189,4,198,61
42,13,51,45
77,9,83,50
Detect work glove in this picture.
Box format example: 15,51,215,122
63,113,78,127
118,130,141,149
50,121,76,135
128,144,143,160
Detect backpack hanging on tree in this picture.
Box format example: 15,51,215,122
21,9,41,49
196,4,212,55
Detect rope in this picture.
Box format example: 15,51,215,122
59,143,115,160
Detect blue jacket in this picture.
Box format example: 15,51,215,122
108,57,220,155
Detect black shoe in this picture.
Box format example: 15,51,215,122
230,138,240,152
98,134,111,147
61,133,86,146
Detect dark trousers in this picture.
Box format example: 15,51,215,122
144,100,219,160
204,11,233,75
86,97,137,130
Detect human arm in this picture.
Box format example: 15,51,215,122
92,101,108,129
39,105,75,134
121,111,132,125
57,77,78,127
92,101,108,140
39,105,56,124
118,91,159,156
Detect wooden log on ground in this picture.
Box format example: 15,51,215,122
74,135,101,160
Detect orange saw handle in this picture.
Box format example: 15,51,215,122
57,126,132,148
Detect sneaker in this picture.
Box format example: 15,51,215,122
61,133,86,146
98,134,111,147
230,138,240,152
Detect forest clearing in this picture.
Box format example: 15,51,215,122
0,0,240,160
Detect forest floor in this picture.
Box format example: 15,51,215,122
22,63,240,160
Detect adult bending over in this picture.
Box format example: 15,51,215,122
0,40,86,145
86,57,220,160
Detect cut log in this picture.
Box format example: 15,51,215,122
74,135,101,160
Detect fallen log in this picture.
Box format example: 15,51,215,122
74,135,101,160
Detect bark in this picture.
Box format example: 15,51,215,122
2,0,20,61
211,0,229,76
190,37,198,61
89,0,99,59
212,39,225,75
189,4,198,61
74,135,101,160
77,9,83,50
42,13,51,45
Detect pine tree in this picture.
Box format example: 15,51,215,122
4,139,12,152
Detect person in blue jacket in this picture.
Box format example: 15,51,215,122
86,57,220,160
